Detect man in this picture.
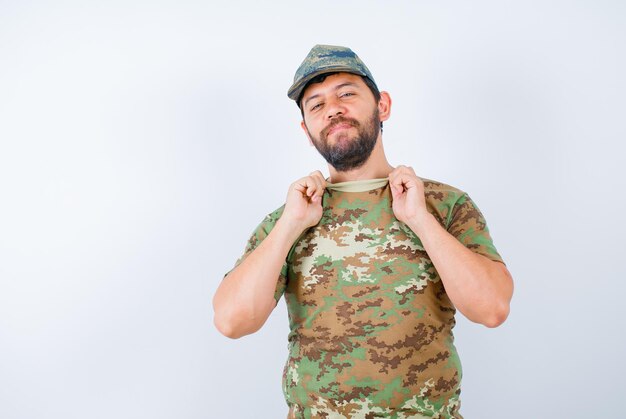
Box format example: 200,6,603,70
213,45,514,418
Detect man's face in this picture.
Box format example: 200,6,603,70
300,73,381,172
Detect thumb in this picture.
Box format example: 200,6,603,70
390,183,399,197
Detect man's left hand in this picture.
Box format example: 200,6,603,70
389,165,430,228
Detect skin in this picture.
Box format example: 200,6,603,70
213,72,514,339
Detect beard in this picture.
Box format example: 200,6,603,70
305,109,380,172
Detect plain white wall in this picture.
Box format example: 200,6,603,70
1,1,624,417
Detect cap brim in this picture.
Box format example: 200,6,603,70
287,66,368,101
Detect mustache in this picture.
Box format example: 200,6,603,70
321,117,359,138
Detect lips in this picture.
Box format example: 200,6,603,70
322,118,358,138
328,123,353,135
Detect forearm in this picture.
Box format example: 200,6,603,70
213,218,303,338
406,212,513,327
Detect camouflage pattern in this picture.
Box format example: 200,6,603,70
227,178,505,418
287,44,378,101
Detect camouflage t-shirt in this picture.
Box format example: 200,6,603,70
227,177,505,419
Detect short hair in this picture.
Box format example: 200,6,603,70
297,72,384,131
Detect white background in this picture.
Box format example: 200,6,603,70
1,1,624,417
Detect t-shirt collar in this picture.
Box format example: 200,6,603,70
325,177,389,192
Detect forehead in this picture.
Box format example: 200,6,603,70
301,72,367,100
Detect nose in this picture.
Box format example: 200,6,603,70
325,96,346,120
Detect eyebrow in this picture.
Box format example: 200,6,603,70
303,82,359,109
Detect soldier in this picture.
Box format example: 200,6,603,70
213,45,514,418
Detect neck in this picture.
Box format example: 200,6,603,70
327,135,395,183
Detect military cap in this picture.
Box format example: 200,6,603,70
287,44,378,103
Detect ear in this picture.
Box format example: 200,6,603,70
377,91,392,123
301,120,314,146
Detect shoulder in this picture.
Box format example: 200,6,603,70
242,203,287,246
421,176,464,193
419,177,468,227
266,203,286,221
420,176,466,202
256,203,286,232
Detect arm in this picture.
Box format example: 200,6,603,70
212,171,327,339
405,212,513,327
389,165,514,328
212,218,303,339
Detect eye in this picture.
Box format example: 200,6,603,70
339,92,355,98
310,102,323,112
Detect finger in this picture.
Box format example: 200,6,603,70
305,177,318,197
309,170,325,181
392,165,407,174
389,169,405,185
388,166,406,183
310,171,327,189
391,166,418,182
389,173,403,192
307,173,321,192
394,165,414,176
295,176,318,197
309,171,326,198
390,172,414,192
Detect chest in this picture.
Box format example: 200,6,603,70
287,207,440,303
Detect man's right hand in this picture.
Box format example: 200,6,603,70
213,170,327,339
280,170,327,233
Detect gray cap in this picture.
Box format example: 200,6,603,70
287,44,377,103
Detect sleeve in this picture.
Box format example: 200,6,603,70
223,206,289,305
446,193,506,266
